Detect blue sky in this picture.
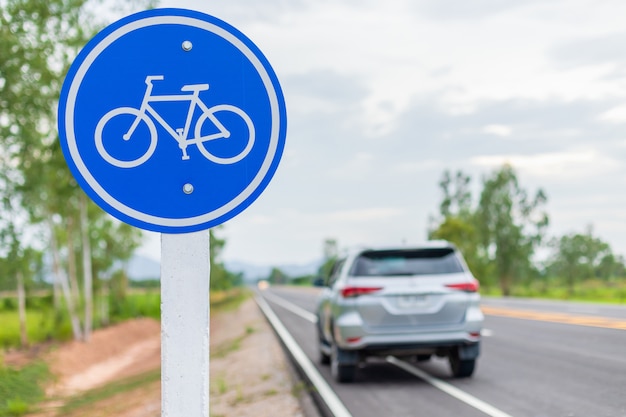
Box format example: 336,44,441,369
133,0,626,266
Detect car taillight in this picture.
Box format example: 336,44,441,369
446,280,479,293
340,286,383,298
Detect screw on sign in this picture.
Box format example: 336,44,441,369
57,8,286,416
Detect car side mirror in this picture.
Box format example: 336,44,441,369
312,277,326,287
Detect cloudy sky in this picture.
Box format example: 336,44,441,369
133,0,626,266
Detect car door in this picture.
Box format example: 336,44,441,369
318,258,346,342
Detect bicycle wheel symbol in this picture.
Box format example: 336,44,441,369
95,107,158,168
195,104,255,164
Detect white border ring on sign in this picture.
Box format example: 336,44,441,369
64,15,282,228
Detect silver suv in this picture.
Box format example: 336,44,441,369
315,241,483,383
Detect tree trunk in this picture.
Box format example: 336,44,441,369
66,217,82,310
49,219,83,341
99,284,109,327
567,272,575,298
500,274,512,296
80,195,93,341
53,273,60,311
17,271,28,347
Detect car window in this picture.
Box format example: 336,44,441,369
327,258,346,286
349,248,464,276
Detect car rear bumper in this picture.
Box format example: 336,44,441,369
332,310,482,353
356,338,480,358
337,330,480,350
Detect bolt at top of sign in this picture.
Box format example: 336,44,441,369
182,40,193,51
58,8,287,233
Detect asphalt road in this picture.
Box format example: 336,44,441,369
258,286,626,417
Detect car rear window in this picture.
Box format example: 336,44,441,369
349,248,465,276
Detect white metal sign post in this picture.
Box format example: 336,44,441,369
161,231,210,415
58,8,287,416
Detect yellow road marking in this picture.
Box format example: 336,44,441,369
482,306,626,331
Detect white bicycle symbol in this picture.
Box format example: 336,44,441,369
95,75,255,168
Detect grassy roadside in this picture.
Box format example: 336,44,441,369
0,287,252,349
0,287,252,417
210,287,251,313
59,369,161,416
0,361,50,417
54,288,252,414
480,279,626,304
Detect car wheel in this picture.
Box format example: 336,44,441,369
330,342,356,383
317,326,331,365
449,348,476,378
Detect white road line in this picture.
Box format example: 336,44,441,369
387,356,515,417
255,295,353,417
263,291,508,417
261,291,318,323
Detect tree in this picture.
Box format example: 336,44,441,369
267,267,288,285
0,223,44,347
475,164,549,295
0,0,151,340
547,226,626,295
438,170,472,218
428,170,491,285
209,227,242,290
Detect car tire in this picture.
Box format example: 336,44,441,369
317,326,331,365
449,348,476,378
330,342,356,383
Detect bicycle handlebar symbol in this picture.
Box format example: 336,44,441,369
94,75,255,168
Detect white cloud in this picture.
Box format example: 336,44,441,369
325,207,406,223
328,152,376,180
598,105,626,124
482,124,513,137
471,149,621,179
392,159,443,174
245,215,275,225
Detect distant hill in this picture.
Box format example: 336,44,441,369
126,255,322,283
224,259,323,282
127,255,160,281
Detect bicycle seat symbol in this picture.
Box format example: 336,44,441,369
94,75,255,168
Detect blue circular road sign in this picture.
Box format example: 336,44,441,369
58,8,287,233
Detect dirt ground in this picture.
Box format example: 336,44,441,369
9,298,305,417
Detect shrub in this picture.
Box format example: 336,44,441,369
6,399,28,416
0,362,49,417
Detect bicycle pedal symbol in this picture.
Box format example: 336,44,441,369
95,75,255,168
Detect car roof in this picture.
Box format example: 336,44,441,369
343,240,457,257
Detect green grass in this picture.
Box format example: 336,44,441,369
213,374,228,395
0,309,72,349
0,291,162,349
108,291,161,322
211,334,245,359
0,288,250,349
481,279,626,304
209,288,251,313
60,369,161,414
0,362,50,417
